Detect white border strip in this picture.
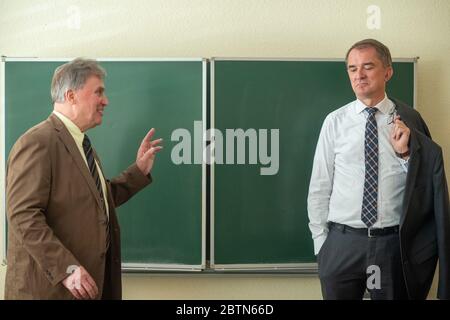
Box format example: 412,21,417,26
210,59,215,268
3,57,203,62
201,59,207,270
4,57,417,63
212,263,318,272
212,57,418,63
122,263,202,272
1,57,6,264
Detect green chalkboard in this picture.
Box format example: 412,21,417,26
2,57,415,273
211,59,415,269
2,59,206,270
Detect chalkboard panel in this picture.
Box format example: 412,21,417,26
1,57,415,272
2,58,206,271
211,58,415,270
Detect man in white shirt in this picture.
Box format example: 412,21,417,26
308,39,443,299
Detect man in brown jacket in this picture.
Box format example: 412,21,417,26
5,58,162,299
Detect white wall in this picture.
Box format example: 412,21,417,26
1,0,448,299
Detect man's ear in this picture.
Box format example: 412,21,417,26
385,66,393,82
65,89,76,104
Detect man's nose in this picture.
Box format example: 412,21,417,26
356,68,366,80
102,95,109,106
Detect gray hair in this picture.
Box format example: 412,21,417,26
345,39,392,68
51,58,106,103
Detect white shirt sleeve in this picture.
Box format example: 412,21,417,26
307,115,335,255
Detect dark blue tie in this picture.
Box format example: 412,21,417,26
361,108,378,227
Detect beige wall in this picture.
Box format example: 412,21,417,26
0,0,448,299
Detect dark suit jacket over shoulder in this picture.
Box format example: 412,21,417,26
392,98,450,299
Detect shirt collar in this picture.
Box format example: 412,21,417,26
354,94,394,115
52,110,85,145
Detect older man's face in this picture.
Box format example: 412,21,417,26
72,76,108,131
347,47,393,102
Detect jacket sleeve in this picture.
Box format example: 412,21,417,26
108,163,152,207
6,134,80,286
418,113,432,139
433,148,450,299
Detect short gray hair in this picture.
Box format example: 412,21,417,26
51,58,106,103
345,39,392,68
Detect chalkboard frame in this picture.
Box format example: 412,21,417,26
210,57,417,272
0,57,208,272
1,56,417,273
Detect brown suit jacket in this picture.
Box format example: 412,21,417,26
4,114,151,299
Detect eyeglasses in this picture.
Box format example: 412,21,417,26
387,106,399,125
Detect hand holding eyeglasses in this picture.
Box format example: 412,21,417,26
390,115,411,159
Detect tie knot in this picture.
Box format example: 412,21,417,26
365,107,378,116
82,134,91,149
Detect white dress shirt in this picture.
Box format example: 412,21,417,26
53,111,110,218
307,95,408,255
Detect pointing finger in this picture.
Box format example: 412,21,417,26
143,128,155,142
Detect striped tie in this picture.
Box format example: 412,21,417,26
82,134,110,250
361,108,378,228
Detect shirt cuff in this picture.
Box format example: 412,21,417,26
398,157,409,172
313,233,328,256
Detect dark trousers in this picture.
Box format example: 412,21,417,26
317,223,409,300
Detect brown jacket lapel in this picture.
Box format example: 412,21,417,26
48,114,103,210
